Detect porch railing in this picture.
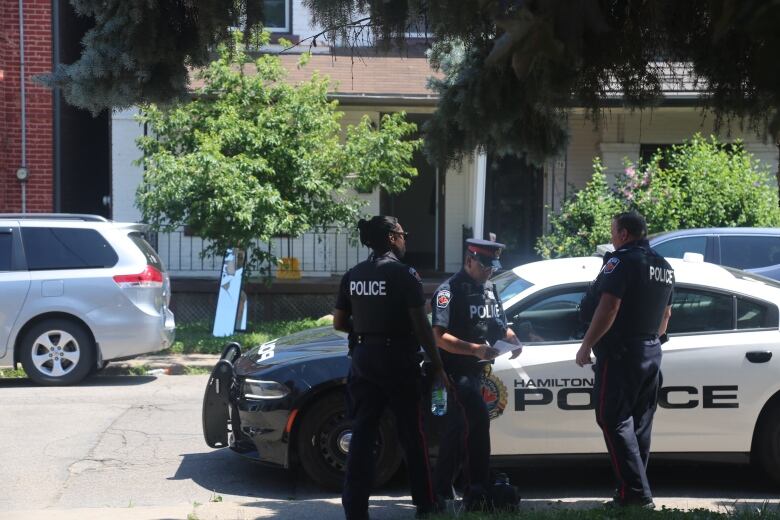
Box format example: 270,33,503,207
148,227,370,277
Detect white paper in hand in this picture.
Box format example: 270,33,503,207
493,339,520,356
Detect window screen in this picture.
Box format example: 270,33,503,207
22,228,118,270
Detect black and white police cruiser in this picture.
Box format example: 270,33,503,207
203,255,780,489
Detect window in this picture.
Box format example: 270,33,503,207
128,232,164,271
652,236,706,259
720,235,780,270
736,297,779,330
22,228,118,270
262,0,290,32
493,270,533,303
667,289,733,334
0,233,11,271
509,289,587,343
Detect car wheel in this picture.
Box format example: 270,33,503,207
757,403,780,485
296,391,402,491
19,319,95,386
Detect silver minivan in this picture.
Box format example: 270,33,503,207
0,214,175,385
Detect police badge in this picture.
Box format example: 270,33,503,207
480,363,508,420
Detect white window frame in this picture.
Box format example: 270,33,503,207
263,0,291,33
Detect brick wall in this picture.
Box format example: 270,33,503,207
0,0,53,213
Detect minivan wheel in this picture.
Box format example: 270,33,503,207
20,319,94,386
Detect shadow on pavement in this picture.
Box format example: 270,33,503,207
0,374,159,387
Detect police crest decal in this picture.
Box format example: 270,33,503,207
480,364,508,420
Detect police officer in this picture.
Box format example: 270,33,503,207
575,211,674,509
333,216,449,520
431,238,522,509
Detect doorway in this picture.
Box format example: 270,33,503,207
380,113,442,273
484,155,544,268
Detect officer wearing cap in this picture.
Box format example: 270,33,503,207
431,238,522,508
333,216,449,520
575,211,674,509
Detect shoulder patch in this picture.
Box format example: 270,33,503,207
408,267,422,282
436,289,451,308
602,257,620,274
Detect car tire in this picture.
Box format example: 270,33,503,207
757,403,780,485
296,391,402,491
19,319,95,386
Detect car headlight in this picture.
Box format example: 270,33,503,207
242,379,290,400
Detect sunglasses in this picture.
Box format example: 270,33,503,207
470,254,497,272
391,231,409,239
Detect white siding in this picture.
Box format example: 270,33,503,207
291,0,321,42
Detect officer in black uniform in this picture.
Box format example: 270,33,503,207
430,238,522,508
575,211,674,509
333,216,449,520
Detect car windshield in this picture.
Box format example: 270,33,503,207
492,270,533,302
722,266,780,289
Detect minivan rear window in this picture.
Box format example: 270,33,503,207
22,227,118,270
0,232,11,271
128,232,164,271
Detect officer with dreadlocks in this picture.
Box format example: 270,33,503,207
333,216,449,520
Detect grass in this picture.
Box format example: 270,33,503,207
444,505,780,519
169,318,332,355
0,368,26,379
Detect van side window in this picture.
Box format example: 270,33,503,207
720,236,780,270
653,236,706,259
22,228,118,270
0,232,11,271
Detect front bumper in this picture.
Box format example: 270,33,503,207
202,344,292,468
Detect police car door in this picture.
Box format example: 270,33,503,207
490,284,606,456
650,285,780,453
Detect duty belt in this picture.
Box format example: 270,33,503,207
356,334,416,348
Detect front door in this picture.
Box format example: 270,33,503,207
484,155,544,268
380,114,442,273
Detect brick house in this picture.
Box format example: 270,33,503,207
0,0,111,216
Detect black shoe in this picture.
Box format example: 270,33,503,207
604,496,655,509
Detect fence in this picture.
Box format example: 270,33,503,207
149,227,370,277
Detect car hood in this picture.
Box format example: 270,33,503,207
234,326,349,373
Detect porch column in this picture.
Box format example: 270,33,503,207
473,150,487,240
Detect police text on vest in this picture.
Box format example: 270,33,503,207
649,266,674,285
350,280,387,296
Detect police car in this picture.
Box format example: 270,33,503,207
203,256,780,490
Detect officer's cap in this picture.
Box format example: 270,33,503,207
466,238,505,269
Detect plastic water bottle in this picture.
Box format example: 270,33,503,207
431,379,448,416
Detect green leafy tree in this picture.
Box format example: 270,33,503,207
53,1,780,167
536,159,624,258
537,134,780,258
135,33,420,273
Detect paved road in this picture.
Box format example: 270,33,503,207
1,374,778,519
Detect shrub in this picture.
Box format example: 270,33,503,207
537,134,780,258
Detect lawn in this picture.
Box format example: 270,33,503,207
170,317,332,355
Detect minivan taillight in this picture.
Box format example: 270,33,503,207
113,265,164,288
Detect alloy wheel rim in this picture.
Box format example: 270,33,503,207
30,330,80,377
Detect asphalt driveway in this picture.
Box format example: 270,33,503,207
0,374,777,519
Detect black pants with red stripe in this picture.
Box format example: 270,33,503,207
342,343,435,520
593,340,662,503
433,373,491,500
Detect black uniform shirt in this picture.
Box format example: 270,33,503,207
335,251,425,337
431,269,508,375
596,239,674,339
